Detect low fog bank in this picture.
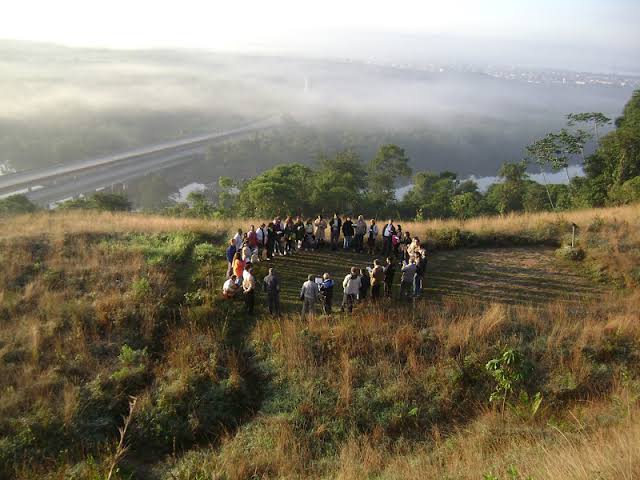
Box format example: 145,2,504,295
0,40,633,175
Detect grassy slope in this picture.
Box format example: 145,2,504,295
0,204,638,479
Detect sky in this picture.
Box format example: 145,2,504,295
2,0,639,71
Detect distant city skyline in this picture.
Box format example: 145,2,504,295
2,0,639,73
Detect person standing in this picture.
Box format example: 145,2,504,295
274,217,284,256
401,231,412,262
241,241,252,263
354,215,367,253
400,259,417,299
382,220,396,256
232,252,245,284
407,237,421,263
384,257,396,298
300,274,319,320
304,218,315,250
393,225,402,258
341,267,361,313
225,239,237,277
256,223,267,260
263,268,281,317
370,259,385,300
266,222,276,260
367,219,379,255
247,225,258,259
414,251,428,297
342,216,354,250
233,228,243,251
314,215,328,249
359,268,370,301
242,267,256,314
295,216,305,250
319,273,335,315
284,217,296,255
329,213,342,251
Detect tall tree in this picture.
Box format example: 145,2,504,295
367,144,412,207
567,112,612,142
313,149,367,213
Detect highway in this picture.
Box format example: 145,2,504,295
0,117,278,205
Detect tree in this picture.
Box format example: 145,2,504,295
216,176,239,216
451,192,482,219
567,112,611,142
237,164,315,217
367,144,412,207
487,162,528,214
404,171,459,219
186,191,217,218
581,90,640,204
313,149,367,213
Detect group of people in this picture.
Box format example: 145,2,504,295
222,215,429,317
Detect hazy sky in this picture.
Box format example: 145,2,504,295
2,0,639,70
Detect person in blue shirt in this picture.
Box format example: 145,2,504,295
225,239,236,277
319,273,335,315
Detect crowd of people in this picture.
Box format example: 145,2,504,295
221,214,428,318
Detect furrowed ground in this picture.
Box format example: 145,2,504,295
0,204,639,479
263,245,598,311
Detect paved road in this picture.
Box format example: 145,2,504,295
0,117,278,202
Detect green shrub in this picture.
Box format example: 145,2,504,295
555,245,586,261
0,194,38,216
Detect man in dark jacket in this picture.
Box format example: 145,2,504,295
384,257,396,298
263,268,281,316
342,216,354,250
329,213,342,251
225,239,236,277
319,273,335,315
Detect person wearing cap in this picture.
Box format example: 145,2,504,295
300,274,320,319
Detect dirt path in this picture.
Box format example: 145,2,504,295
254,246,599,313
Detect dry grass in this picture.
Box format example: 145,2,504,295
1,203,638,242
0,210,252,240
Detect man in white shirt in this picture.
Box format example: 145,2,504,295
382,220,396,256
223,275,239,298
341,267,361,313
233,228,243,251
256,223,267,259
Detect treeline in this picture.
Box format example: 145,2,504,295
166,90,640,220
1,90,638,220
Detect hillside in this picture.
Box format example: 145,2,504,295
0,204,639,479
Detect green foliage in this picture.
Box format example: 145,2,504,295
58,193,131,212
192,242,219,263
313,149,367,213
485,348,540,418
0,194,38,216
237,163,315,217
368,144,412,207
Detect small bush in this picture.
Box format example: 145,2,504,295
555,245,586,261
